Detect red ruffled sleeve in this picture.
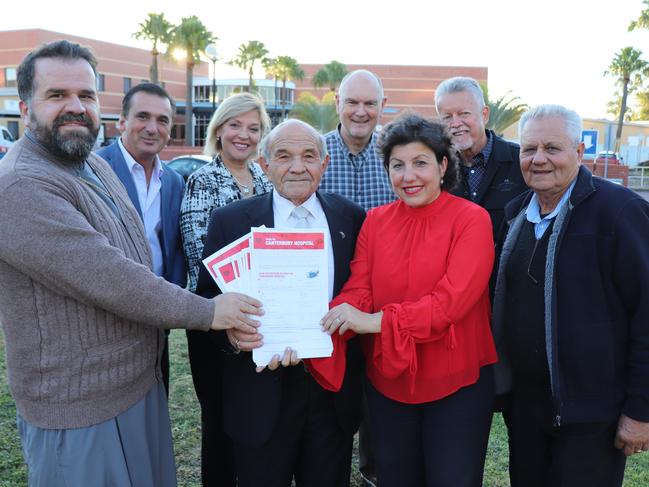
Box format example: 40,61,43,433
370,207,494,386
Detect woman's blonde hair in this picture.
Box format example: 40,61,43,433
203,92,271,157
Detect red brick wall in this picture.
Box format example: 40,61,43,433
582,162,629,186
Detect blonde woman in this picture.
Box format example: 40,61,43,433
180,92,272,486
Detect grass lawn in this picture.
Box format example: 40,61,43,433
1,329,648,486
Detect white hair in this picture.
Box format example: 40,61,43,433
519,104,582,147
434,76,485,110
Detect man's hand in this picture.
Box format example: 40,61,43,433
320,303,382,336
226,328,263,353
614,414,649,456
255,347,300,373
210,292,263,333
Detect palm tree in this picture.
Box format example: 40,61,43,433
605,47,649,150
274,56,304,119
168,16,215,146
290,92,338,133
607,91,638,121
262,57,281,112
629,0,649,31
312,61,347,92
229,41,268,92
133,13,174,85
481,84,528,136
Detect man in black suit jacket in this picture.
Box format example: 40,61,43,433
435,76,527,239
196,119,365,487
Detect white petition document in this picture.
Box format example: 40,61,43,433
250,227,332,366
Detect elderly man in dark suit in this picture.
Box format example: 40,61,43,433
97,83,185,393
196,119,365,487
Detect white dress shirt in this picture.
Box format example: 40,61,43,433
118,138,164,276
272,191,335,301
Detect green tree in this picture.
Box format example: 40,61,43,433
133,13,174,85
481,84,528,136
274,56,304,119
263,57,281,109
229,40,269,92
635,90,649,119
312,61,347,92
605,47,649,150
168,16,215,146
607,91,638,121
289,92,338,133
629,0,649,31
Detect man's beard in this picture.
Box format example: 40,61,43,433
31,113,99,165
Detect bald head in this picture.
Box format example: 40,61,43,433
259,119,330,205
335,70,386,153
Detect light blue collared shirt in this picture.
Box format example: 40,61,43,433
525,178,577,239
118,138,164,276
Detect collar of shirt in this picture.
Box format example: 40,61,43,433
333,124,378,162
272,190,323,226
271,190,334,300
118,138,164,181
525,178,577,239
469,130,494,168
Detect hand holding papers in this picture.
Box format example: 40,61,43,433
202,227,333,367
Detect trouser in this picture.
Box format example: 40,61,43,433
233,367,353,487
366,366,494,487
507,387,626,487
18,382,175,487
186,330,236,487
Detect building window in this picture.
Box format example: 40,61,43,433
7,121,19,140
123,77,132,93
5,67,17,88
195,114,211,146
97,74,105,92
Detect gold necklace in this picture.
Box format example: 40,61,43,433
231,173,252,195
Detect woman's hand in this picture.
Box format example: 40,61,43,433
320,303,382,335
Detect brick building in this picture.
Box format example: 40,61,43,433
295,63,488,124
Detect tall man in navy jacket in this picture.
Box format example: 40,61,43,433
435,76,527,239
97,83,185,393
196,119,365,487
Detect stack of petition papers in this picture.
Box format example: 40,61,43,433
202,227,333,367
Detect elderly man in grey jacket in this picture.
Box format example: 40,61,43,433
0,40,263,487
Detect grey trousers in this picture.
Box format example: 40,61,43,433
17,382,176,487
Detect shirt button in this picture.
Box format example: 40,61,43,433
472,192,477,197
470,169,475,174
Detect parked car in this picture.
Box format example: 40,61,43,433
594,151,622,165
165,155,211,181
0,125,16,160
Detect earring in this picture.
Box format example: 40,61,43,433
441,178,444,185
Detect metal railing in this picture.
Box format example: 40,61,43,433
629,167,649,189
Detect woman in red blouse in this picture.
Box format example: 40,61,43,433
317,113,497,487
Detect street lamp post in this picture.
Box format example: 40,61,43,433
205,43,219,116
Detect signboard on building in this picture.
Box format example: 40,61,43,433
581,130,598,159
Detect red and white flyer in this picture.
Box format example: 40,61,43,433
250,227,331,366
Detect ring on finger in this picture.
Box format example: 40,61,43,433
335,316,342,324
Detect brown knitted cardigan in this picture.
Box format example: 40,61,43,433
0,136,213,429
